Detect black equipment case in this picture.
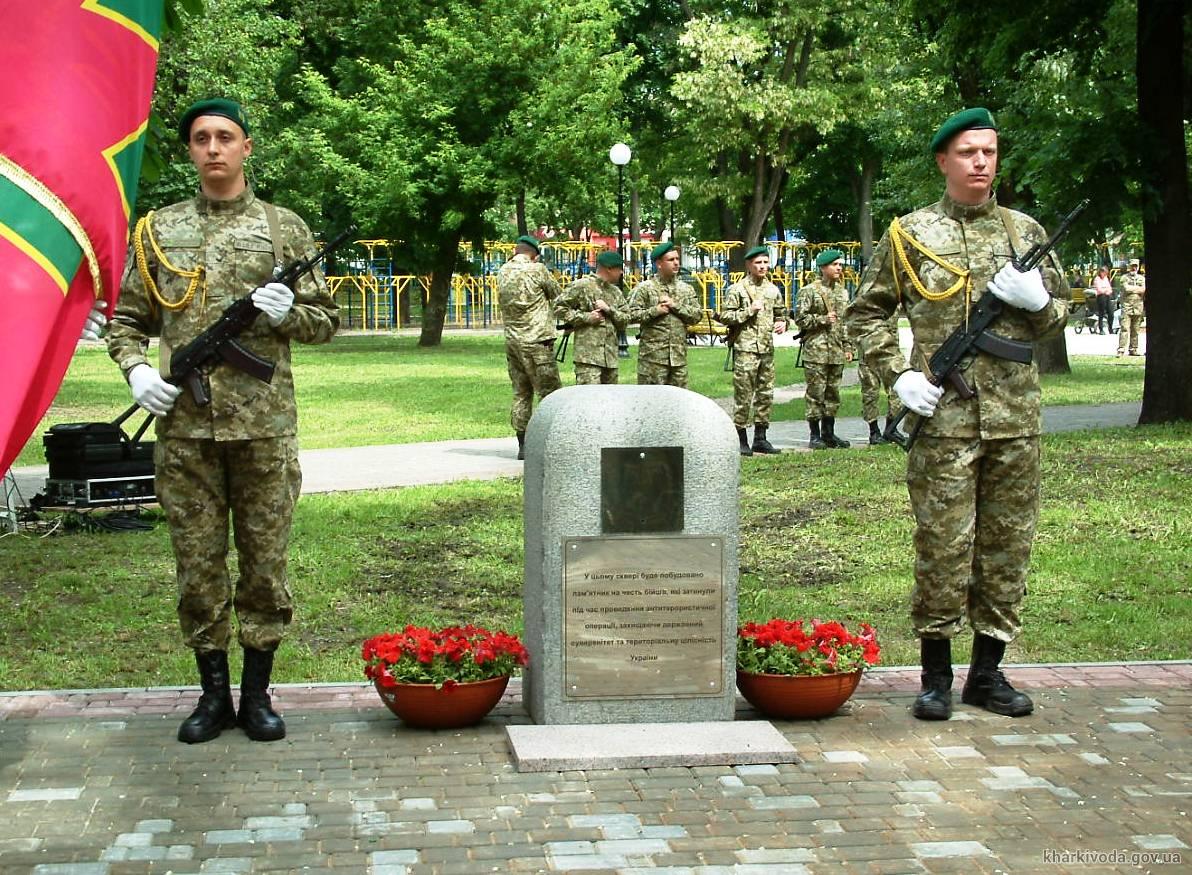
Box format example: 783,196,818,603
43,420,154,481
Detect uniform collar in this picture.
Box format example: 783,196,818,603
940,191,999,222
195,185,256,216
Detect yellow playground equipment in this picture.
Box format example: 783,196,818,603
324,237,867,331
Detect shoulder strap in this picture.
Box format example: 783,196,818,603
998,207,1027,260
263,202,284,267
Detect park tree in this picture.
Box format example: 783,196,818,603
273,0,636,346
666,1,885,268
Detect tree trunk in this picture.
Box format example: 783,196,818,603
418,226,464,347
630,185,641,244
516,189,528,237
858,156,878,262
1035,335,1071,374
1138,0,1192,422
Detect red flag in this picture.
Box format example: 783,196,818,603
0,0,163,473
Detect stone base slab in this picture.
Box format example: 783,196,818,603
505,720,798,772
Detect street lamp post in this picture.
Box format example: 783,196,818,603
664,185,681,244
609,143,632,264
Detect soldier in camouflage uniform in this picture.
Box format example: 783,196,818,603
854,312,904,444
795,249,853,449
716,245,788,455
1116,259,1145,356
497,235,562,459
106,99,339,744
844,107,1068,722
627,241,702,387
555,250,628,385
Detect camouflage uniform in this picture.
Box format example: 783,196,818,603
844,193,1067,642
718,275,786,427
555,274,628,384
106,187,339,652
855,314,902,423
497,253,562,431
627,274,702,387
1116,269,1145,355
794,278,851,418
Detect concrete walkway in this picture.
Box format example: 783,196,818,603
0,664,1188,873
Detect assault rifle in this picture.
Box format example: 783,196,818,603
120,223,357,421
883,199,1089,451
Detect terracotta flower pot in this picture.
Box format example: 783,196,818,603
374,675,510,729
736,669,863,719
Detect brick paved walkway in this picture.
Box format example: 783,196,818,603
2,663,1188,874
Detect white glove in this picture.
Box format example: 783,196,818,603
251,281,294,326
79,302,107,341
128,363,181,417
988,263,1049,312
893,370,943,418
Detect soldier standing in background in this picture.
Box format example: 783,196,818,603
845,107,1068,722
717,245,787,455
627,241,702,387
107,99,339,744
497,235,563,459
555,250,629,384
854,313,903,445
1116,258,1145,356
795,249,852,450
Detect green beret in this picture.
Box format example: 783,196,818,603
651,240,675,261
744,245,769,261
515,235,541,253
178,98,249,142
816,248,844,268
595,250,623,268
930,107,997,153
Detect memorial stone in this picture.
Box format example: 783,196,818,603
522,385,739,724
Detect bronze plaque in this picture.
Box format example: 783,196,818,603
562,535,724,699
600,446,683,533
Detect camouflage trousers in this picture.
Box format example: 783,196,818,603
155,435,302,653
858,357,901,423
506,339,562,432
1117,305,1143,354
907,435,1040,642
803,361,844,418
575,362,619,385
731,350,774,427
637,358,688,388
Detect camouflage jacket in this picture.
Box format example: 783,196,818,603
1118,270,1146,314
844,193,1067,440
627,275,702,365
555,275,628,368
497,253,561,345
106,187,338,441
795,279,851,364
717,277,786,354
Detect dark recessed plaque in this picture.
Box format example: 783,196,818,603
601,446,683,533
562,535,724,699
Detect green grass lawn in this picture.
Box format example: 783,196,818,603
12,333,1143,466
1,422,1187,691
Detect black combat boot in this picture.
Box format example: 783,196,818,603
912,638,953,721
822,416,851,448
238,647,286,741
737,427,753,456
808,419,826,450
867,420,887,445
178,650,236,744
751,424,780,455
961,634,1033,716
884,415,906,445
516,431,525,461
